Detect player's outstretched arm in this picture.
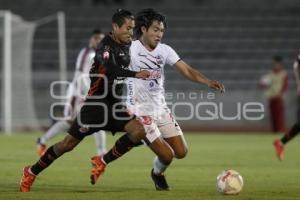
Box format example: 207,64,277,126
174,60,225,92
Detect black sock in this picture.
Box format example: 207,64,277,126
31,146,60,175
103,134,140,164
281,123,300,144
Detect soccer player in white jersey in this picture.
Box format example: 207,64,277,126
90,9,225,190
36,30,107,157
128,8,224,190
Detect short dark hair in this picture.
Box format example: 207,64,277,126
112,9,134,27
273,55,283,62
134,8,167,38
91,29,103,36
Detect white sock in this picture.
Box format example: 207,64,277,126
153,156,169,175
94,130,107,156
40,121,70,144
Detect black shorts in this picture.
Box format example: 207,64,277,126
68,98,134,140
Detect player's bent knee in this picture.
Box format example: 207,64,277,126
160,155,173,165
175,148,188,159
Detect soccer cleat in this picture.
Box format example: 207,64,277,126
90,156,106,185
20,166,36,192
273,139,284,160
36,138,47,157
151,169,170,191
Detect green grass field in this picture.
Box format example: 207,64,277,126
1,132,300,200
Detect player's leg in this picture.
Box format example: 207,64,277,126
147,136,174,191
36,95,77,156
160,123,188,159
273,122,300,160
109,115,174,173
90,115,175,188
90,118,146,184
37,120,71,156
148,115,187,191
126,116,174,167
94,130,107,156
20,102,97,193
155,113,187,164
273,96,300,160
20,133,82,192
132,116,174,191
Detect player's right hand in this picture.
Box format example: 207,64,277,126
208,80,225,93
136,70,150,79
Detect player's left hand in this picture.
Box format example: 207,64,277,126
207,80,225,93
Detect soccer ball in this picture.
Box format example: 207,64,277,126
216,169,244,195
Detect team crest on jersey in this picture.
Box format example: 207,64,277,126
156,54,164,65
103,51,110,60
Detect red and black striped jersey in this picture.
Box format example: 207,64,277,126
87,34,137,99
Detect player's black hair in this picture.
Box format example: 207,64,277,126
273,55,283,63
134,8,167,38
91,29,103,35
112,9,134,27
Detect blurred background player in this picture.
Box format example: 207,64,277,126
259,55,288,133
89,8,225,190
273,54,300,160
36,29,107,156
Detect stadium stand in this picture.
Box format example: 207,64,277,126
1,0,300,131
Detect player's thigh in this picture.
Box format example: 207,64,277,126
158,117,188,158
123,118,146,143
68,117,104,140
68,99,109,140
52,134,82,155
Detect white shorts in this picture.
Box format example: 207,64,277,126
138,112,183,144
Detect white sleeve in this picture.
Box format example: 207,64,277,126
69,49,85,98
75,49,85,71
165,45,180,66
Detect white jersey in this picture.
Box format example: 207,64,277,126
69,47,95,99
64,47,95,119
126,40,180,117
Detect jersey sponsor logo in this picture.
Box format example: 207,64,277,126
149,69,161,79
139,68,162,80
103,51,110,60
